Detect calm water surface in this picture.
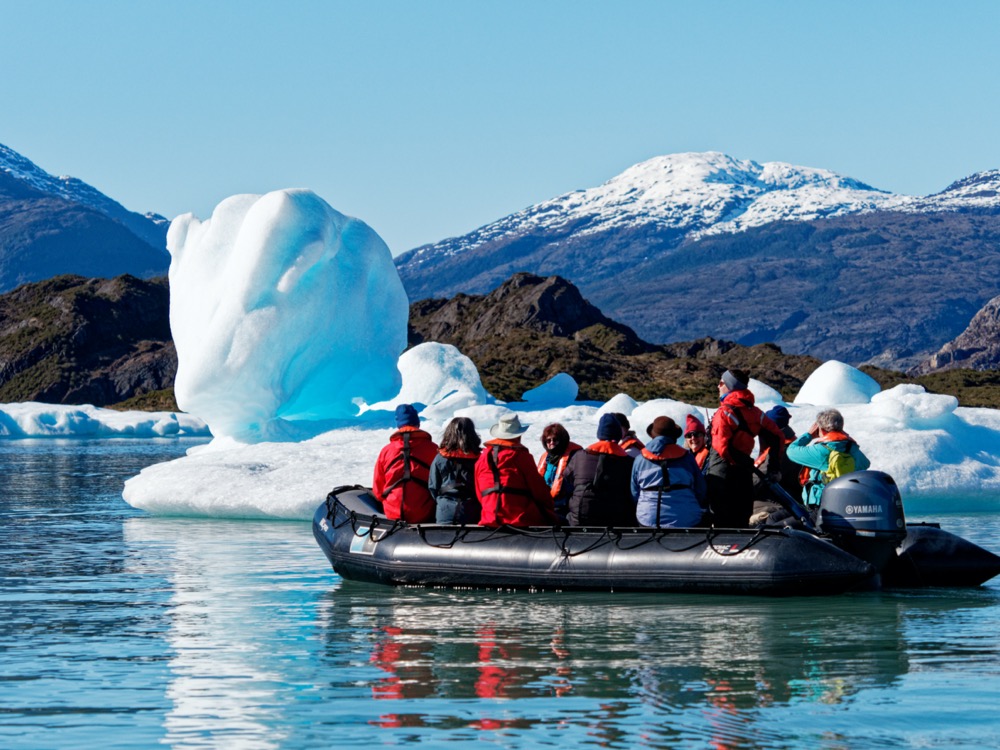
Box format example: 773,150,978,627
2,440,999,749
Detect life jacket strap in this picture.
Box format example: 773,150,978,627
649,483,693,492
649,457,693,528
385,432,430,492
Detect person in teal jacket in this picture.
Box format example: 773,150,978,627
786,408,870,507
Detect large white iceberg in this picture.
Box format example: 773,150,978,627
167,189,408,442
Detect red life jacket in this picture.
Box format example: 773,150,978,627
373,427,438,523
640,444,688,462
586,440,628,456
693,447,709,470
620,435,644,453
439,449,480,460
478,439,555,527
711,390,786,466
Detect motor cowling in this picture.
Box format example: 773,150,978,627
817,471,907,573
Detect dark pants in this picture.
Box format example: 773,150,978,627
705,450,753,528
435,495,481,525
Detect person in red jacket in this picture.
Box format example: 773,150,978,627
372,404,439,523
705,369,785,528
476,413,557,527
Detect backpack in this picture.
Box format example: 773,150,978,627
821,444,856,483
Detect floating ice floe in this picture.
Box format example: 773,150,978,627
520,373,580,406
0,402,207,439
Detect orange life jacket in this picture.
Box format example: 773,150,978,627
620,435,644,453
536,442,582,498
586,440,628,456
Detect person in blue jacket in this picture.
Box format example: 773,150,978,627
631,416,707,527
786,408,870,508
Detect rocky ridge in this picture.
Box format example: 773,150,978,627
915,295,1000,374
0,274,177,407
408,273,824,404
2,271,998,412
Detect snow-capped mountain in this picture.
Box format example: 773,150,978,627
399,152,1000,275
402,153,909,267
0,142,168,250
0,142,170,293
395,151,1000,370
533,152,906,237
915,169,1000,211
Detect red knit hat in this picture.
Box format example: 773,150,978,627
685,414,705,437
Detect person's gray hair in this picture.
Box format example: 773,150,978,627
816,409,844,433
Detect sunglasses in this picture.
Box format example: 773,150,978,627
685,432,705,438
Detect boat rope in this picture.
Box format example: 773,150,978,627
416,525,474,549
611,531,662,551
611,528,711,552
436,524,520,543
329,493,775,558
332,509,405,541
552,527,614,557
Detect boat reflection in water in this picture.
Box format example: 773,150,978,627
314,582,977,745
116,508,999,748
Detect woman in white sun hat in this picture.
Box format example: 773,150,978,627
475,413,557,527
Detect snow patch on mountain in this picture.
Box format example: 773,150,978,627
402,152,1000,267
913,169,1000,211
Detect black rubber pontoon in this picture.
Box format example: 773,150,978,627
882,523,1000,587
314,486,874,596
313,472,1000,596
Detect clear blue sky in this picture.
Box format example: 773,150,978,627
4,1,999,255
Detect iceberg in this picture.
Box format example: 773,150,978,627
794,360,881,405
521,373,580,405
364,342,490,421
167,189,407,442
0,402,207,438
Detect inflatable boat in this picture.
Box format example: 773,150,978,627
313,471,1000,596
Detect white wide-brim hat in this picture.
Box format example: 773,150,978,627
490,413,529,439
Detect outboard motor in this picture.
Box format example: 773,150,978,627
818,471,907,574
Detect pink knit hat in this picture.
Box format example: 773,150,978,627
685,414,705,437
